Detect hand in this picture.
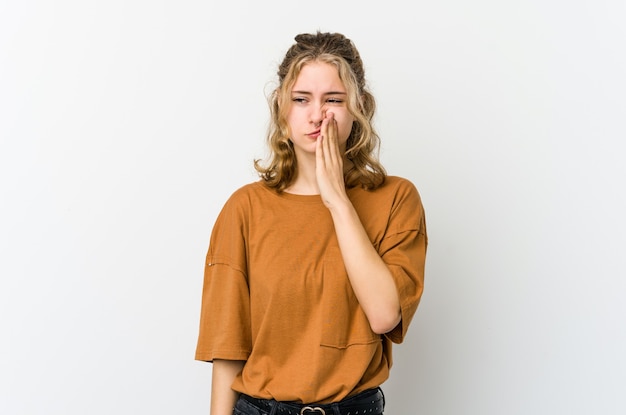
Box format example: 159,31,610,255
316,112,349,210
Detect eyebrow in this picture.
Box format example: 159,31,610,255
291,90,347,95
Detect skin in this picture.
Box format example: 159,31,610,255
210,359,244,415
210,61,401,414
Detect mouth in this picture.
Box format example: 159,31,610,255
307,129,321,139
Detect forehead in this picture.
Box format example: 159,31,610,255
291,61,345,91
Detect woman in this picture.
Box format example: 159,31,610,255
196,31,427,415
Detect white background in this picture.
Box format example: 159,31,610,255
1,1,625,414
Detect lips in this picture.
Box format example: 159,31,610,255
307,129,321,139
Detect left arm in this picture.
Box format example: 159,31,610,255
316,113,400,334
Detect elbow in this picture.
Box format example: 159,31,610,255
369,309,402,335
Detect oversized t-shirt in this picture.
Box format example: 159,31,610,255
195,175,427,404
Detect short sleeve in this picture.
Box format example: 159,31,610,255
195,193,252,362
379,181,428,344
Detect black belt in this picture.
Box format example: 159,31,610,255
238,387,384,415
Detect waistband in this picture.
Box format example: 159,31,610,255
238,387,385,415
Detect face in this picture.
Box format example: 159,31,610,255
286,61,355,159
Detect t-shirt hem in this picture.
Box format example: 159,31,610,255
385,299,420,344
195,349,250,362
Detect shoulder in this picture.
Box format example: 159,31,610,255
211,181,266,222
381,176,420,195
351,175,425,213
378,177,426,234
223,180,275,206
382,176,423,213
364,176,423,205
350,176,426,237
211,181,275,231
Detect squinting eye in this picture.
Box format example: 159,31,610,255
327,98,343,104
292,97,307,103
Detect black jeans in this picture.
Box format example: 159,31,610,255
233,387,385,415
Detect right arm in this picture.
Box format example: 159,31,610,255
210,359,245,415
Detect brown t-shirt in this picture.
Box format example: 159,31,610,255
195,176,427,404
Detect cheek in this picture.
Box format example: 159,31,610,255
286,108,305,126
336,117,355,142
285,111,299,133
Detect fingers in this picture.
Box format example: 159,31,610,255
315,125,325,167
321,112,339,165
315,113,346,208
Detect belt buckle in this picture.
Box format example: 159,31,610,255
300,406,325,415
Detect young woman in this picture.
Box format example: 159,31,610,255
196,31,427,415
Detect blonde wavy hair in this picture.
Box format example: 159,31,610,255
254,32,386,192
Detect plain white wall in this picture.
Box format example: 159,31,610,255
1,1,625,414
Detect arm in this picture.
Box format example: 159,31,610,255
328,201,401,334
210,359,245,415
316,113,401,334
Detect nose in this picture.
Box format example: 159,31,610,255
310,103,326,126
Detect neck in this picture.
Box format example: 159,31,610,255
286,153,319,195
285,152,354,196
